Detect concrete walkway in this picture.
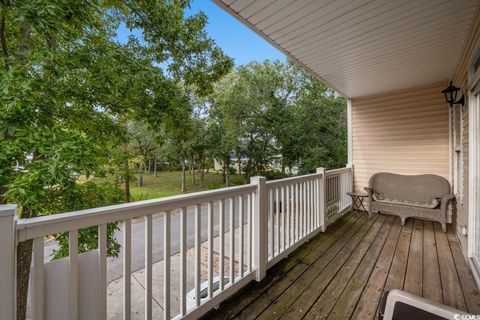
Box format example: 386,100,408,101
107,227,248,320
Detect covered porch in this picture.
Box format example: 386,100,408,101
3,1,480,319
204,211,480,320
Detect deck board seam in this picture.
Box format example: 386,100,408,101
273,214,383,319
213,212,364,320
300,215,390,319
433,222,446,305
322,215,396,320
446,227,470,312
255,214,373,319
401,220,413,291
332,216,396,320
373,215,404,318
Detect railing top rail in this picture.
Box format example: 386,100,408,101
266,172,321,188
16,183,256,241
326,167,351,176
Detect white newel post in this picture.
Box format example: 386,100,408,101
250,176,267,281
316,168,327,232
347,163,354,209
0,204,17,320
347,163,354,192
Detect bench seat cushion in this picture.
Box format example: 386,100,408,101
373,193,439,209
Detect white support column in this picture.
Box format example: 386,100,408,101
250,176,267,281
347,163,354,193
0,204,17,320
347,98,353,164
316,168,327,232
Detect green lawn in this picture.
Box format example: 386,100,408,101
130,170,247,201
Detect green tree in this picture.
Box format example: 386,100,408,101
0,1,232,318
207,60,347,180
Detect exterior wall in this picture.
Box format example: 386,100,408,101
351,82,450,193
451,3,480,254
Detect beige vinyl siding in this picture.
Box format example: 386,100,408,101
451,3,480,253
351,82,449,193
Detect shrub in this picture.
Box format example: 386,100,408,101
46,181,124,260
263,169,288,180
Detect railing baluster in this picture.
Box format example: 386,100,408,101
311,179,315,230
306,180,310,233
164,211,171,320
295,183,299,242
286,185,290,248
144,216,152,320
98,224,107,320
307,180,311,233
302,182,306,237
219,199,225,291
291,185,295,244
247,193,252,273
208,201,214,298
33,237,44,320
281,186,285,251
309,180,312,233
239,195,244,278
180,207,186,316
229,196,235,284
195,204,201,308
275,187,280,255
314,178,318,229
68,230,78,320
269,189,274,258
311,179,315,231
302,182,305,237
124,219,131,320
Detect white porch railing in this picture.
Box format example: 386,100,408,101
325,165,354,224
0,166,352,320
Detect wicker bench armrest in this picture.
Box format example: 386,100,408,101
364,187,374,200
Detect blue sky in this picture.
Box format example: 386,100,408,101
188,1,286,65
116,1,286,66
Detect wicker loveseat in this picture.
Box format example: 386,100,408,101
364,173,454,232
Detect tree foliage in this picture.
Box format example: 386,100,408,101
0,1,232,318
208,60,347,179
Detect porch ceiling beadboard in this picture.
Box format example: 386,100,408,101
351,82,450,192
213,0,478,98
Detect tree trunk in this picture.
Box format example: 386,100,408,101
225,157,230,187
226,167,230,187
222,165,226,184
181,158,186,192
237,155,242,175
191,156,196,186
245,159,252,181
148,159,151,174
153,154,157,177
16,239,33,320
200,160,205,188
16,207,35,320
124,150,131,203
137,163,144,187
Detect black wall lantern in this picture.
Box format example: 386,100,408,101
442,81,465,107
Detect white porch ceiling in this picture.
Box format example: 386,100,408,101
213,0,479,98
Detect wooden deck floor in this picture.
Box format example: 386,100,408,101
204,211,480,320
